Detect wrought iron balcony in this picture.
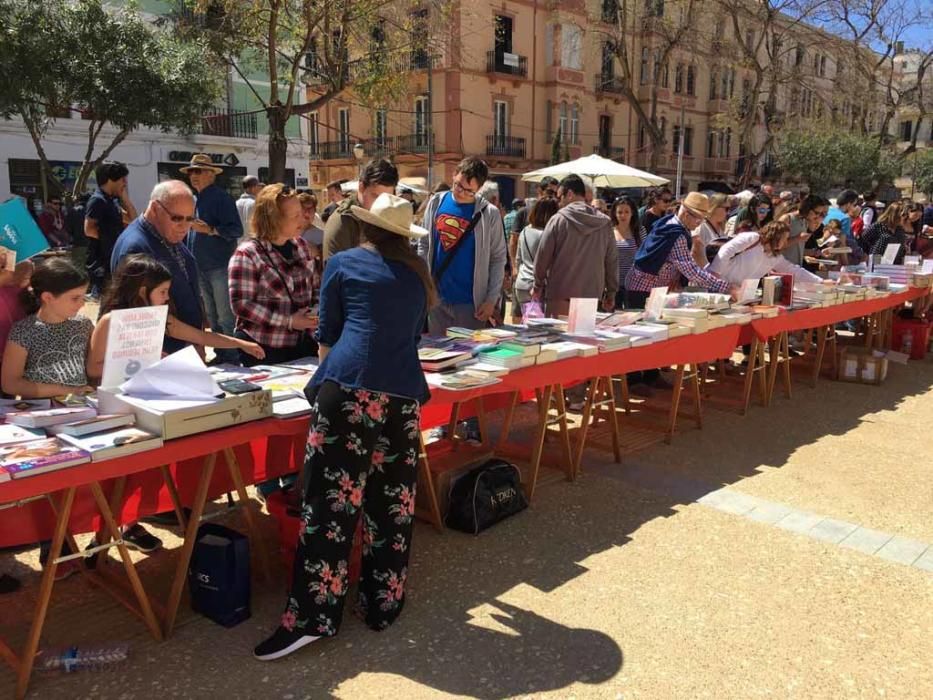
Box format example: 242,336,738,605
486,134,526,158
595,74,626,95
198,109,258,140
486,51,528,78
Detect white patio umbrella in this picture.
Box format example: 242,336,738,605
522,153,669,188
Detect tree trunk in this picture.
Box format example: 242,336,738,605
267,103,288,184
19,109,59,204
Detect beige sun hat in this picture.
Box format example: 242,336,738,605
681,191,711,217
179,153,224,175
351,193,428,238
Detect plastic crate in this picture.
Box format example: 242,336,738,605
892,317,931,360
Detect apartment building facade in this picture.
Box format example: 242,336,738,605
305,0,889,200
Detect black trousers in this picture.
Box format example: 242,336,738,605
280,381,421,637
234,330,317,367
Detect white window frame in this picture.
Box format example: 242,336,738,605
494,100,509,142
309,111,320,153
414,96,429,146
338,108,350,151
570,103,579,144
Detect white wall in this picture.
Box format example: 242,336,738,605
0,117,309,212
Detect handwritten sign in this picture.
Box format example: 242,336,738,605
101,306,169,389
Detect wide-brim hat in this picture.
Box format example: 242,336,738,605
351,193,428,239
180,153,224,175
681,191,711,217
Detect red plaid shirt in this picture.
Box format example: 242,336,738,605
626,234,730,294
228,238,317,348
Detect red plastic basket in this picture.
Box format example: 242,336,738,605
265,490,362,584
892,317,931,360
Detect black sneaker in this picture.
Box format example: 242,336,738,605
253,627,320,661
121,524,163,553
139,508,191,528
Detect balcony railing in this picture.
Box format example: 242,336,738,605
486,51,528,78
486,134,526,158
198,109,258,140
597,145,626,159
310,141,353,160
595,74,626,95
361,133,432,157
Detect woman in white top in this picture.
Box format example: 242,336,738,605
708,220,821,286
691,193,730,266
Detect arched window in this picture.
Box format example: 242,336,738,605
640,48,649,84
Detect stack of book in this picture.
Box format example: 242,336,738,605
418,347,474,372
663,292,731,311
475,346,537,369
871,264,910,285
425,369,503,391
540,340,598,359
661,307,711,334
617,322,668,343
562,329,632,352
0,437,90,481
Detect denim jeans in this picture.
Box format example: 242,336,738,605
199,266,238,363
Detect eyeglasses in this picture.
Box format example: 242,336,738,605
155,200,196,223
452,178,476,196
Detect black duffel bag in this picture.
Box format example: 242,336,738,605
445,459,528,534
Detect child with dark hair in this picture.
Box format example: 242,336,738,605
0,257,93,398
86,254,264,379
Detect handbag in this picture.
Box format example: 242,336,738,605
188,522,251,627
445,459,528,534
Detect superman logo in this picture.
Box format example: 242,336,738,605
435,213,471,251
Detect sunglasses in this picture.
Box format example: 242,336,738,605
155,200,196,224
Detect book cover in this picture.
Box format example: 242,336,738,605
0,437,91,478
57,427,162,462
7,406,97,428
48,413,135,437
0,197,51,260
0,424,46,447
0,398,51,417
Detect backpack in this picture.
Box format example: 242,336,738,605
445,459,528,534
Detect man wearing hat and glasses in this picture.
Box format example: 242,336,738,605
181,154,243,363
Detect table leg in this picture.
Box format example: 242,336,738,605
780,332,793,399
615,375,631,414
159,465,189,532
163,452,216,638
496,391,520,451
223,447,272,583
446,402,461,442
0,637,18,673
416,434,444,532
526,384,554,503
572,380,598,478
688,365,703,431
473,396,489,450
93,476,127,563
88,482,163,642
666,365,687,444
552,386,574,481
742,339,760,416
602,377,622,464
813,326,828,387
15,487,75,700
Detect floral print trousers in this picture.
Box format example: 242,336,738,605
281,381,421,637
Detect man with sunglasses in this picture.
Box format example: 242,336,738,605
111,180,202,355
37,196,69,247
180,154,242,363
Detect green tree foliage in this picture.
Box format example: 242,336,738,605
550,129,562,165
775,129,900,195
0,0,224,197
914,150,933,197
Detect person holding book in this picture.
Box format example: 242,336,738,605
229,184,319,366
86,254,265,380
708,221,821,286
512,196,559,322
254,193,435,661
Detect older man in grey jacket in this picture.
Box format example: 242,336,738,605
417,156,507,335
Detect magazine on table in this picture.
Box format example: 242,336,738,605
57,427,162,462
0,437,90,481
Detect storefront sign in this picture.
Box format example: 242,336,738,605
167,151,240,167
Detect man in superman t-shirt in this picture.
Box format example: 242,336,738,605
432,192,476,305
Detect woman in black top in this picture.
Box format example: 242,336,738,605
862,202,910,263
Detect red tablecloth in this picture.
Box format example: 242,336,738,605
1,287,925,547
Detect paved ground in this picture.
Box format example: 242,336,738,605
2,352,933,699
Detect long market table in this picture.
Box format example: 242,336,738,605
1,285,927,699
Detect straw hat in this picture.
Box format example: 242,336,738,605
350,193,428,238
179,154,224,175
681,192,711,217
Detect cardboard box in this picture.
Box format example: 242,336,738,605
98,389,273,440
837,348,888,385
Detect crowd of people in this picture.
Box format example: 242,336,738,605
2,151,933,657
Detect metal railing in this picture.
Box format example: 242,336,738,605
595,74,626,95
198,109,258,140
486,51,528,78
486,134,526,158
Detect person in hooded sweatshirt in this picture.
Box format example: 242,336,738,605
531,174,618,318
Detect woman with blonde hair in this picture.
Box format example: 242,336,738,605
708,220,821,285
228,184,318,365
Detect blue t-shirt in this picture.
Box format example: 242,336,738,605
823,206,852,239
186,183,243,272
431,192,476,305
311,246,429,404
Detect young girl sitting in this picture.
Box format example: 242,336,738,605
1,256,95,398
87,254,264,379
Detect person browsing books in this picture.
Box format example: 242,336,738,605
86,255,264,380
708,221,821,286
1,257,94,398
110,181,204,355
228,184,319,366
254,193,435,661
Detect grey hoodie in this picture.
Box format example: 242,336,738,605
533,200,617,315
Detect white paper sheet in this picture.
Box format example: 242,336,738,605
120,346,221,401
922,260,933,274
567,298,598,334
739,279,759,304
102,306,169,389
644,286,669,321
880,243,900,265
